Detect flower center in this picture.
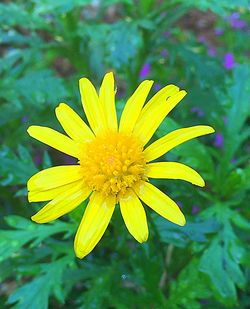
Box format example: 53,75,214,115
79,132,147,197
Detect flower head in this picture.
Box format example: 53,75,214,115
139,63,150,79
228,12,246,29
213,132,224,148
27,72,214,258
207,47,216,57
190,107,204,117
223,53,235,70
214,28,224,36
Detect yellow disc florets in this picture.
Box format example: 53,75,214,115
79,132,147,198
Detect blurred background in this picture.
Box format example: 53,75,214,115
0,0,250,308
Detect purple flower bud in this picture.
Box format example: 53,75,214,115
231,19,247,29
207,47,216,57
226,12,247,29
214,133,224,148
198,35,206,43
176,201,183,209
229,12,240,20
33,154,42,166
190,107,204,117
153,83,161,91
163,31,171,38
231,158,237,165
139,63,150,79
21,115,29,123
192,205,200,214
214,28,224,36
223,53,235,70
160,49,168,57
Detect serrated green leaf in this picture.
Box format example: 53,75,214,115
199,222,246,303
7,256,73,309
107,21,143,70
167,259,211,309
0,216,75,262
179,0,249,15
0,146,37,186
155,214,218,247
232,213,250,231
0,3,47,30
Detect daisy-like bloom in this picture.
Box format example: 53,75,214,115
27,72,214,259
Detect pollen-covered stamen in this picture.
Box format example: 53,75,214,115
79,132,147,197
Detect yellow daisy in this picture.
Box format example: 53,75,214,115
27,72,214,259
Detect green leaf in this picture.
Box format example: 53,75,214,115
32,0,91,14
15,70,68,109
200,238,236,301
7,256,73,309
226,65,250,135
0,145,37,186
0,216,75,263
155,214,218,247
167,259,211,309
77,20,143,75
199,222,246,304
232,212,250,231
179,0,249,16
0,3,47,30
101,0,133,8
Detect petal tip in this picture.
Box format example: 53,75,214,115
199,179,206,187
74,245,88,259
209,126,215,134
136,233,149,243
57,102,67,109
195,176,205,187
27,192,33,203
105,71,114,78
178,216,186,226
142,234,149,243
31,214,40,223
27,126,35,136
79,77,90,86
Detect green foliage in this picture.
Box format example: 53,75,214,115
183,0,249,16
167,259,212,309
0,215,74,263
0,0,249,308
155,215,219,247
7,256,73,309
0,145,37,187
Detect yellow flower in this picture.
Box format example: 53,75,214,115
27,72,214,259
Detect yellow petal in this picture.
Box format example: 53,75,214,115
31,182,91,223
28,181,81,202
28,165,82,191
74,192,116,259
139,84,179,118
119,80,153,134
27,126,79,158
119,189,148,243
99,72,118,131
134,181,186,226
144,125,215,162
133,90,187,145
79,77,107,135
55,103,94,142
146,162,205,187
